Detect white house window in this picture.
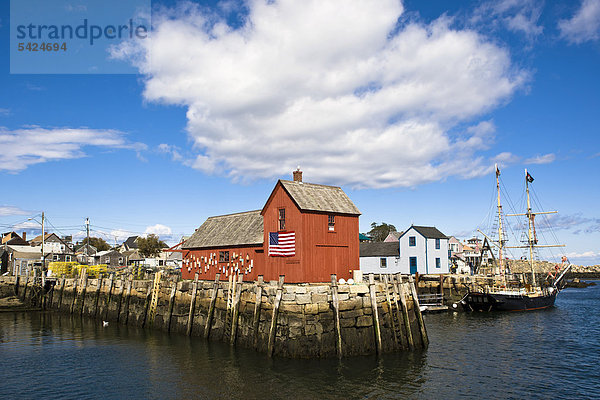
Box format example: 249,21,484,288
435,238,440,249
53,255,59,261
380,258,387,268
65,255,71,262
328,215,335,231
409,236,416,246
118,257,124,264
105,257,110,264
436,257,441,268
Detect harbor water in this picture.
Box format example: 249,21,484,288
1,283,599,399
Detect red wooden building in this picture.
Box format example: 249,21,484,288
181,170,361,283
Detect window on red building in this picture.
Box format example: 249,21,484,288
278,208,286,231
328,215,335,231
219,251,229,262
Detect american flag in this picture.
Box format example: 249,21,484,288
269,231,295,257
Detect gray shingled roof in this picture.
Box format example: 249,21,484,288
410,226,448,239
182,210,264,249
278,180,361,215
360,242,399,257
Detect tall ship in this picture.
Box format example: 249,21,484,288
461,167,571,312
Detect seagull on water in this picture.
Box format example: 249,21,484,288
102,321,109,327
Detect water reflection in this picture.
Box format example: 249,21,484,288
1,285,600,399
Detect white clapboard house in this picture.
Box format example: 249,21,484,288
359,242,400,274
399,225,449,274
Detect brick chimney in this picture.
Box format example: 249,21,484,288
22,231,27,241
293,167,302,182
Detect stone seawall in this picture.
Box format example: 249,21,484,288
0,273,427,358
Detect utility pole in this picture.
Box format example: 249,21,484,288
85,217,90,263
41,211,46,277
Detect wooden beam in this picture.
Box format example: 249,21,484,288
330,274,343,358
186,273,199,336
408,274,429,348
252,276,264,349
230,274,243,346
267,275,285,358
368,274,382,355
204,274,221,339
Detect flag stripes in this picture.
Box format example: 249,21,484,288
269,231,295,257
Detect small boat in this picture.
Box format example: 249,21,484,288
461,167,571,312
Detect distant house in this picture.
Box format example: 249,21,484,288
30,233,74,262
399,225,449,274
2,245,47,275
359,233,373,242
1,231,29,246
75,244,97,265
93,250,125,268
121,249,140,266
359,242,400,274
384,231,402,243
120,236,139,252
182,169,361,283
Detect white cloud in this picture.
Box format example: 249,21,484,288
109,229,132,244
114,0,526,188
144,224,173,236
472,0,543,39
525,153,556,164
0,127,147,172
566,250,600,258
157,143,183,161
0,205,29,217
11,220,41,230
559,0,600,43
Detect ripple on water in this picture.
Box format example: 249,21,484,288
1,284,600,399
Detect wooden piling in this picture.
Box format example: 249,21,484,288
230,274,243,346
103,273,115,321
70,278,79,315
141,281,152,328
57,277,66,311
21,274,29,302
368,274,383,355
330,274,343,358
204,274,221,339
40,270,46,310
408,274,429,348
186,273,199,336
79,269,88,316
166,281,177,333
14,275,20,297
93,276,103,319
390,274,408,349
122,276,132,325
267,275,285,358
383,274,399,347
252,276,264,349
115,278,125,323
396,274,414,349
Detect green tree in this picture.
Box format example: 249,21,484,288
368,222,397,242
80,237,110,251
138,234,168,257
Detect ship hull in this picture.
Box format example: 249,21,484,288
462,290,557,312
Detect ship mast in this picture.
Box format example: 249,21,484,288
507,169,562,288
525,168,536,287
495,165,506,283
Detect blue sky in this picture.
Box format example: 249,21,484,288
0,0,599,265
